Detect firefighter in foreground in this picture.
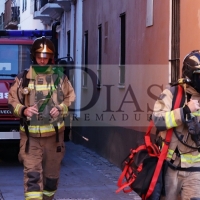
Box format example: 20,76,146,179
8,36,75,200
152,50,200,200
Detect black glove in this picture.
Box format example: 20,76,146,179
187,115,200,146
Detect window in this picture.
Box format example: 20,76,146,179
119,13,126,86
0,44,31,79
104,21,108,54
22,0,27,12
97,24,102,88
67,30,71,58
146,0,154,27
82,31,88,87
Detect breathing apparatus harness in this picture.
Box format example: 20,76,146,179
17,67,64,152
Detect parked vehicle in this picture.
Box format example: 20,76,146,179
0,29,53,158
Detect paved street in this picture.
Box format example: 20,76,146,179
0,142,141,200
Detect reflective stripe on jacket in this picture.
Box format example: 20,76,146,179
20,121,65,137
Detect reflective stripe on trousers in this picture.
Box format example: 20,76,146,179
19,132,65,200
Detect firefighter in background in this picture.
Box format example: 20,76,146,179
8,36,75,200
152,50,200,200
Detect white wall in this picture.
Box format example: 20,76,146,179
74,0,83,117
20,0,44,30
57,11,72,58
56,1,82,116
0,1,4,14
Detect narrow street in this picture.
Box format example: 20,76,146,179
0,142,141,200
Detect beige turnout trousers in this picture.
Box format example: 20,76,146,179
162,167,200,200
18,131,65,200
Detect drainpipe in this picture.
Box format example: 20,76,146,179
52,21,60,61
168,0,172,83
71,0,76,62
169,0,180,83
74,0,82,118
63,12,66,58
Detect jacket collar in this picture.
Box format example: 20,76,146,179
26,65,54,80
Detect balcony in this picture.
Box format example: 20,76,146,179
34,0,68,21
40,3,63,20
33,11,52,25
33,0,51,24
55,0,72,12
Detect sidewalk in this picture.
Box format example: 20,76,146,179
0,142,141,200
55,142,141,200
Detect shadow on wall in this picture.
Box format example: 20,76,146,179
71,125,150,168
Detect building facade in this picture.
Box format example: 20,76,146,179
3,0,200,167
70,0,200,167
4,0,20,29
0,1,4,30
20,0,44,30
72,0,173,166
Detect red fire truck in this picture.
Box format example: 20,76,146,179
0,29,55,158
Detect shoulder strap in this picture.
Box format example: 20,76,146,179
172,85,185,108
145,85,184,200
22,69,29,88
19,69,30,153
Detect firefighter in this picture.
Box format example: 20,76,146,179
8,36,75,200
152,50,200,200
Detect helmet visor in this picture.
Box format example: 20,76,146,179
35,52,53,59
193,72,200,93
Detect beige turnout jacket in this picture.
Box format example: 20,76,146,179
8,66,75,137
152,84,200,168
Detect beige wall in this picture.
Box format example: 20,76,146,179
180,0,200,76
74,0,200,167
74,0,174,166
80,0,170,129
126,0,170,65
83,0,170,65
